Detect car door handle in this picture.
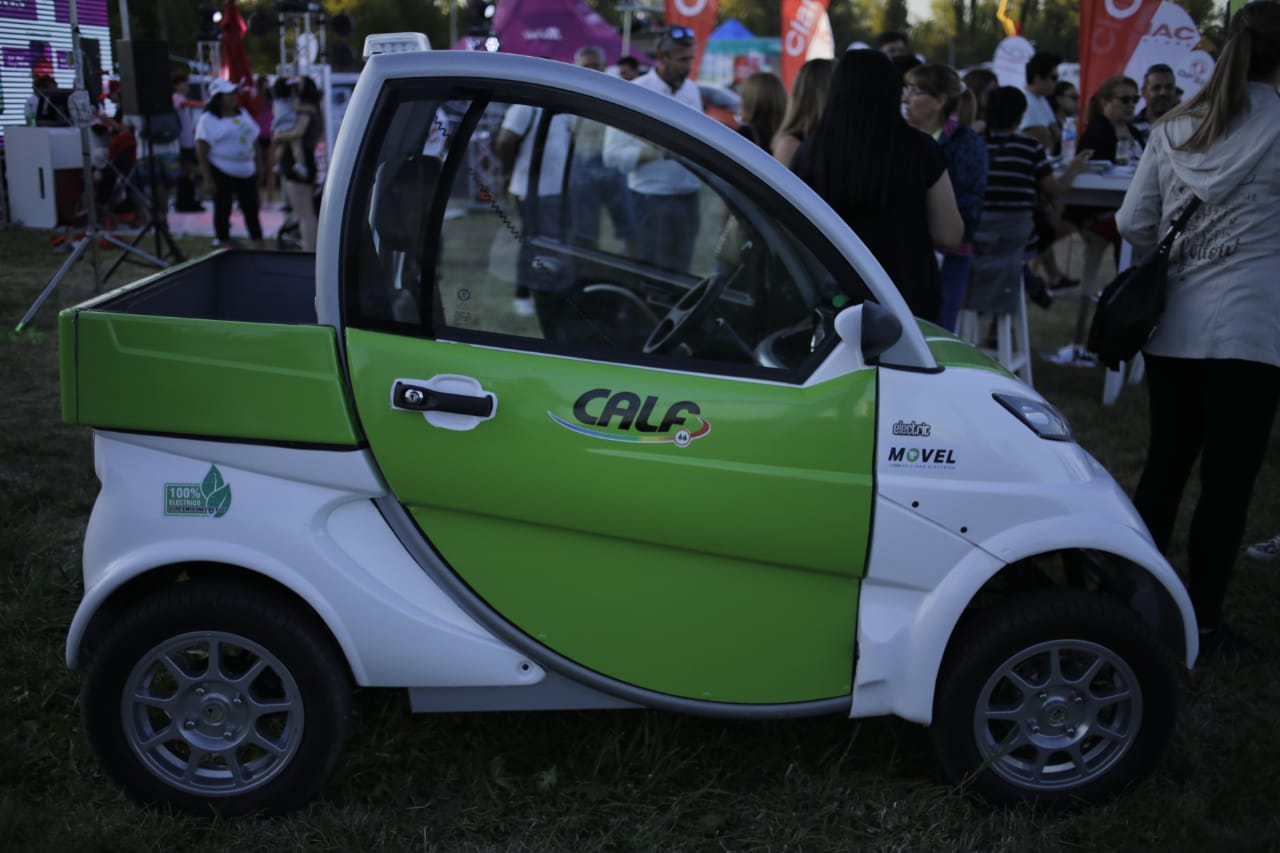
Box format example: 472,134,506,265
392,380,494,417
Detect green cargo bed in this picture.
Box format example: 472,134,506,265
59,251,361,446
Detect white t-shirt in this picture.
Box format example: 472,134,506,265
1020,90,1057,132
601,70,702,196
195,108,259,179
501,104,572,200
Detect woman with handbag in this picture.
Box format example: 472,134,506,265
1115,1,1280,656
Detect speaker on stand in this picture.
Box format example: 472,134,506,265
107,38,186,274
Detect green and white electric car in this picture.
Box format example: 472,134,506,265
58,43,1196,816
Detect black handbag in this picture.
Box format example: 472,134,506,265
1087,196,1202,370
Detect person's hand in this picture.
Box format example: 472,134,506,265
1064,149,1092,176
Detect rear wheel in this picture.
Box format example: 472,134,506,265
82,578,351,816
930,589,1176,806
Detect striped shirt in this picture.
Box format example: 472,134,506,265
983,131,1051,212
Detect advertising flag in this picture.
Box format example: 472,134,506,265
780,0,831,91
665,0,719,79
1079,0,1161,128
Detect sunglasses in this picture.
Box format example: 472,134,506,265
667,26,695,43
1110,95,1139,105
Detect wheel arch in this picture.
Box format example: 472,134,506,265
853,515,1197,725
71,560,360,686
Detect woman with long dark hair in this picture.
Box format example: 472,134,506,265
791,50,962,321
1116,1,1280,655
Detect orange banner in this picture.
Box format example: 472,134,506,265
780,0,830,91
665,0,719,79
1079,0,1161,129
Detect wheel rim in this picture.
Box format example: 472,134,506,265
121,631,305,797
972,638,1143,793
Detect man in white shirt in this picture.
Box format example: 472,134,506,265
495,102,574,319
603,26,703,273
1019,51,1061,151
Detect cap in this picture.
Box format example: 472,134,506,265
208,78,238,97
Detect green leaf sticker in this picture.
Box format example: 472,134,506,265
201,465,232,518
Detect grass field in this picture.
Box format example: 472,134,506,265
2,225,1279,851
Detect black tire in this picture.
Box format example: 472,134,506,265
81,577,352,816
930,588,1176,807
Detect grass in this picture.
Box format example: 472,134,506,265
3,225,1280,851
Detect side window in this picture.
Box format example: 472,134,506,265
348,84,860,377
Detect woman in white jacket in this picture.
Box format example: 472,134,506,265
1116,1,1280,656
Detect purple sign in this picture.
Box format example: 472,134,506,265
493,0,625,65
55,0,109,27
0,0,38,23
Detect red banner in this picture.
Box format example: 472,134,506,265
1079,0,1161,129
664,0,718,79
780,0,830,91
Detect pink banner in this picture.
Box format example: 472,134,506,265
1079,0,1161,130
780,0,829,91
664,0,719,79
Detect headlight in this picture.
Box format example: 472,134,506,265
993,393,1073,441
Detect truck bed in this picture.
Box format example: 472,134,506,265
59,252,361,446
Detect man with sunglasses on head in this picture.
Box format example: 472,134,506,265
1132,63,1180,136
1020,51,1063,151
602,26,703,273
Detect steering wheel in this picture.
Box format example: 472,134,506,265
643,270,734,355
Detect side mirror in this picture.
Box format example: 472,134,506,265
834,301,902,365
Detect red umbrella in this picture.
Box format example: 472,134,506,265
220,1,254,88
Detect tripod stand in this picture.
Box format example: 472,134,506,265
15,2,170,333
101,111,187,283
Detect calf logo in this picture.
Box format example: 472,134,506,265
550,388,711,447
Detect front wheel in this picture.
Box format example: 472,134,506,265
930,589,1176,807
81,578,352,816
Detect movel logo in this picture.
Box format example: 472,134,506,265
549,388,711,447
164,465,233,518
887,447,957,467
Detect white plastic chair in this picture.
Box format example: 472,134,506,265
957,278,1033,387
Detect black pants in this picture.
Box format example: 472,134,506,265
1133,355,1280,629
211,165,262,241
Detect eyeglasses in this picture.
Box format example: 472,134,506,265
1110,95,1139,105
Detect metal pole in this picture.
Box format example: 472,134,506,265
71,0,102,289
119,0,131,40
451,0,458,48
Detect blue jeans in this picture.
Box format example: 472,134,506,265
633,191,699,274
569,155,635,248
937,253,971,333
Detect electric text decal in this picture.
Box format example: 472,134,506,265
164,465,233,518
550,388,711,448
891,420,932,437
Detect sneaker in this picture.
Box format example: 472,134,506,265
1047,275,1081,294
1246,532,1280,561
1199,624,1268,659
1024,269,1054,309
512,296,536,317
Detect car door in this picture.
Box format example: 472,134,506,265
339,67,878,705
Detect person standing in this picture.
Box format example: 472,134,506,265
1132,63,1180,136
567,46,636,256
603,26,704,274
195,78,264,249
1116,1,1280,655
902,64,987,332
771,58,834,168
171,71,205,212
272,77,323,251
874,31,909,59
735,71,787,151
791,49,963,322
1019,51,1062,151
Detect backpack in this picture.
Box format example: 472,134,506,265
142,112,181,144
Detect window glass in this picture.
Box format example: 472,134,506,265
347,84,863,376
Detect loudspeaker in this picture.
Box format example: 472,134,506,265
116,39,174,115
